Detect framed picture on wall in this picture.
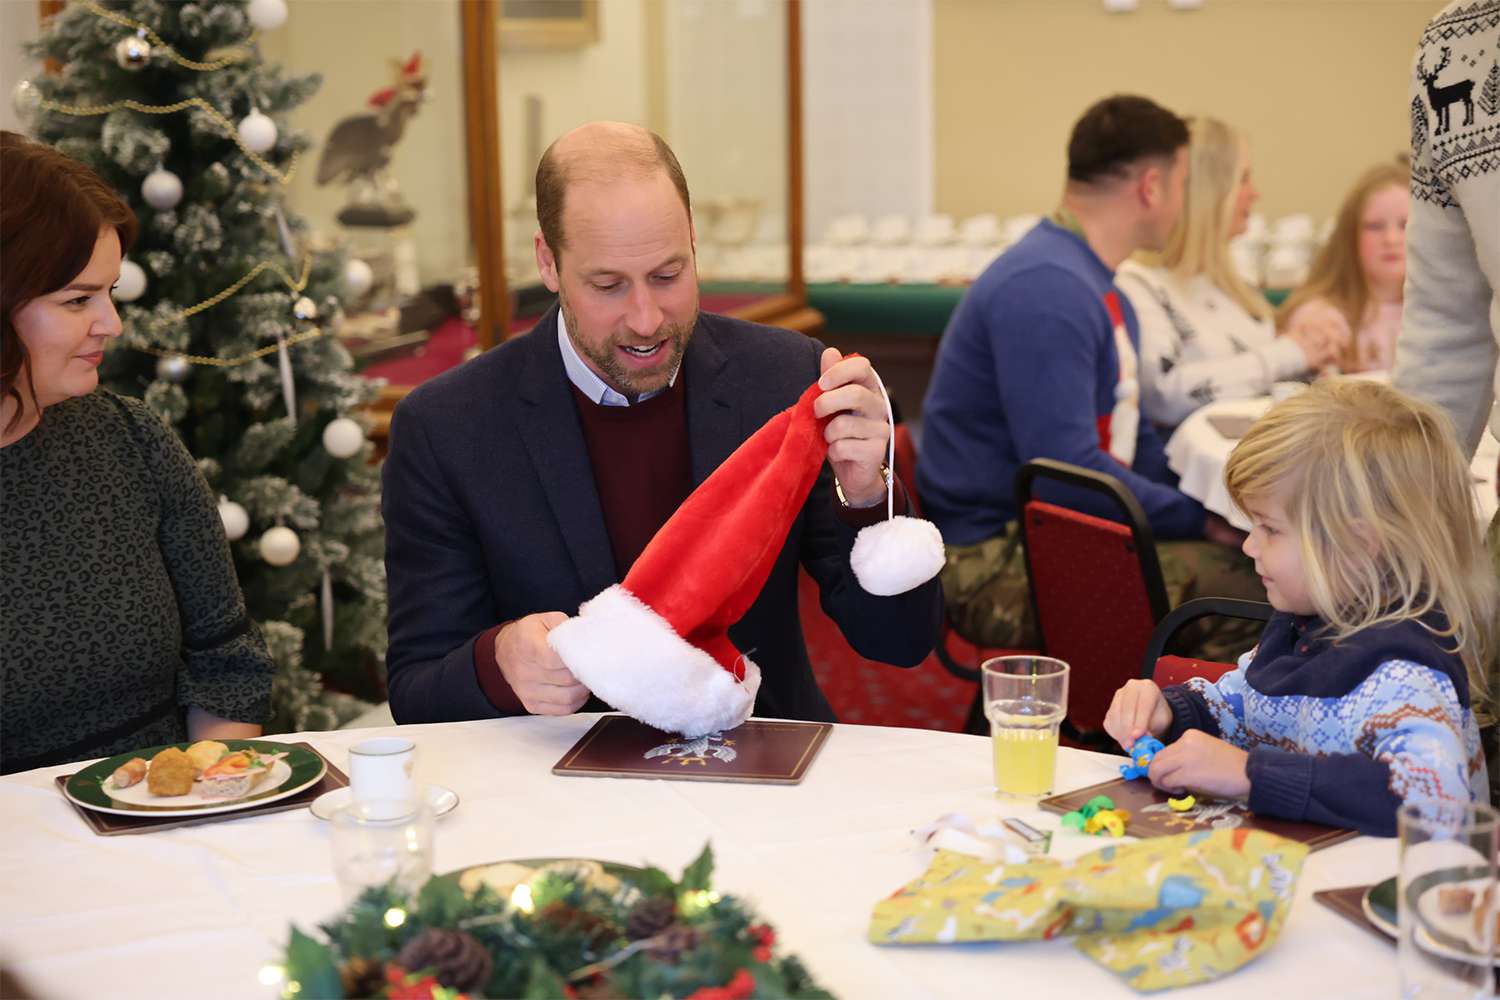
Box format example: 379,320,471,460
499,0,599,50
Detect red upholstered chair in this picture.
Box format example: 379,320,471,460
1015,459,1169,746
799,421,991,732
894,424,1035,733
1141,597,1273,687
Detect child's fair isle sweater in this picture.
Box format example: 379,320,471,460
1162,612,1487,836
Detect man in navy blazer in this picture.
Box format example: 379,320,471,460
381,122,942,725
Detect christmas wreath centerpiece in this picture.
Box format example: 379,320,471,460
277,844,831,999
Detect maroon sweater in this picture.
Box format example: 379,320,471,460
473,376,906,713
473,378,693,711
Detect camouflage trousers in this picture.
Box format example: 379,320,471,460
940,521,1267,664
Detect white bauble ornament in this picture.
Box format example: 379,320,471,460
113,259,147,302
156,353,190,383
218,497,249,541
237,109,278,154
11,79,42,121
114,34,151,70
247,0,289,30
341,258,374,299
292,295,319,322
142,167,183,210
322,417,365,459
259,526,300,566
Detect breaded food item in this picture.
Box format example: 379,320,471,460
1474,884,1499,945
1439,885,1476,915
185,740,229,774
146,747,195,796
111,757,147,789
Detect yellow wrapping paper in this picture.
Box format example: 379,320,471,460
869,828,1308,992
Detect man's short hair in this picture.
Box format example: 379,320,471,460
535,129,692,258
1066,95,1189,185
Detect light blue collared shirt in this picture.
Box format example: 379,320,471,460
557,311,679,407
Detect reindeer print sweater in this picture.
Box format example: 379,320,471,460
1394,1,1500,455
0,391,275,773
1162,612,1487,837
1117,262,1309,430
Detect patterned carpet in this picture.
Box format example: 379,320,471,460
799,570,978,732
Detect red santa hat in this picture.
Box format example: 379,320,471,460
547,370,945,737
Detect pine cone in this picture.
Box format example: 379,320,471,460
537,901,619,951
645,923,700,965
624,896,677,940
395,928,493,994
338,957,386,999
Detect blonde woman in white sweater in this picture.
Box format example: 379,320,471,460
1118,118,1345,429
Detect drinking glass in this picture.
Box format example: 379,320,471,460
330,798,435,902
1398,799,1499,999
982,655,1069,797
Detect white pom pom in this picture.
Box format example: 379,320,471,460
142,167,183,210
247,0,288,30
259,525,300,566
1115,377,1138,402
218,497,249,541
113,259,147,302
238,109,278,154
850,515,945,596
322,417,365,458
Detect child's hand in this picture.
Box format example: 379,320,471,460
1103,679,1173,751
1147,731,1251,799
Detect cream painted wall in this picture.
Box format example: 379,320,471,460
0,0,42,135
499,0,650,280
933,0,1435,221
259,0,470,287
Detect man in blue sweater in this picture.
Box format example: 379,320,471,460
919,95,1262,652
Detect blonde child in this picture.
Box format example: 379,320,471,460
1103,379,1494,835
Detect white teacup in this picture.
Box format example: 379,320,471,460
349,737,416,806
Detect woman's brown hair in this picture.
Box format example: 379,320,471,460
1,131,138,431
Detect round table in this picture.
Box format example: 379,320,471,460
0,715,1401,998
1166,396,1500,531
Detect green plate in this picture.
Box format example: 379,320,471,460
62,739,326,818
1363,876,1398,938
1407,865,1498,966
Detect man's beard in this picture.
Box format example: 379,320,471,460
560,291,696,401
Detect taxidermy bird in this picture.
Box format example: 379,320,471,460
316,52,427,190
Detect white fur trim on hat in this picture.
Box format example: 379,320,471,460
546,584,761,737
850,515,945,596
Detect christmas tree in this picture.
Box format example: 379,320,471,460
1481,60,1499,119
18,0,387,732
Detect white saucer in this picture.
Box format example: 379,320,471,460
309,784,459,821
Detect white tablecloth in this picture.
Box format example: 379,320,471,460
1166,396,1500,531
0,715,1401,999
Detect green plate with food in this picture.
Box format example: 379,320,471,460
63,739,327,817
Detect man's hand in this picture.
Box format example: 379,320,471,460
1147,730,1251,799
1103,678,1174,751
1203,511,1247,548
494,612,591,716
814,348,891,506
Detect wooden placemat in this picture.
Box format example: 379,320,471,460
1314,884,1391,944
1040,776,1357,851
553,715,832,784
55,741,347,836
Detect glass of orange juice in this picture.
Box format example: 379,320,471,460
983,656,1069,798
